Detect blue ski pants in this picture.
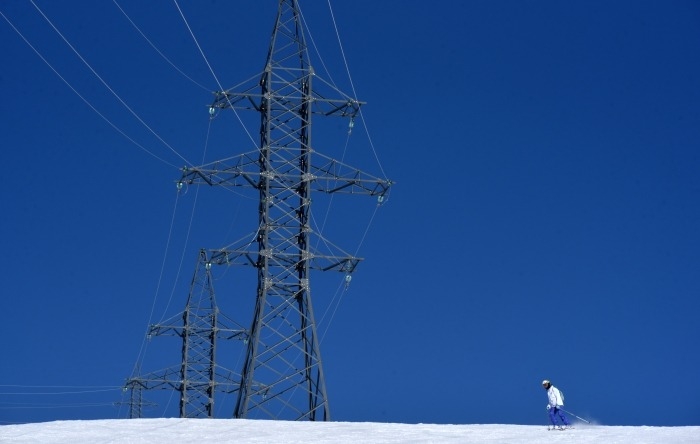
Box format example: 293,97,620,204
549,407,570,426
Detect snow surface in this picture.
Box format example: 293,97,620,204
1,419,698,444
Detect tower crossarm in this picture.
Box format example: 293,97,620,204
210,73,365,118
310,152,393,196
207,248,361,273
179,150,259,188
179,152,393,197
124,367,182,392
124,367,243,393
148,321,246,340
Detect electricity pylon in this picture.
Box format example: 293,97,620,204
178,0,391,421
125,0,391,421
124,249,245,418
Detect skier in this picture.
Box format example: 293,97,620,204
542,379,571,429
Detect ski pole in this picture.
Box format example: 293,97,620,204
560,408,590,424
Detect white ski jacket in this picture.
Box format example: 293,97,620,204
547,386,564,408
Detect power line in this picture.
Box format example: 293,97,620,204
28,0,193,167
0,8,179,169
112,0,211,92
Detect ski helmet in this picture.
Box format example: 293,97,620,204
542,379,550,386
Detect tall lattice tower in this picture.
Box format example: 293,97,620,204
126,0,391,421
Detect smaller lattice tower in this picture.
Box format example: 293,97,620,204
125,250,245,418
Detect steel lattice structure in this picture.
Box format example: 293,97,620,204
125,0,391,421
125,250,245,418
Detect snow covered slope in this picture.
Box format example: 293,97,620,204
1,419,699,444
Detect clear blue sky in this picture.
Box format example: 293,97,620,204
1,0,699,426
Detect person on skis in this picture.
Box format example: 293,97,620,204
542,379,571,429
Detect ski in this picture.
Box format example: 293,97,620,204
547,426,574,431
